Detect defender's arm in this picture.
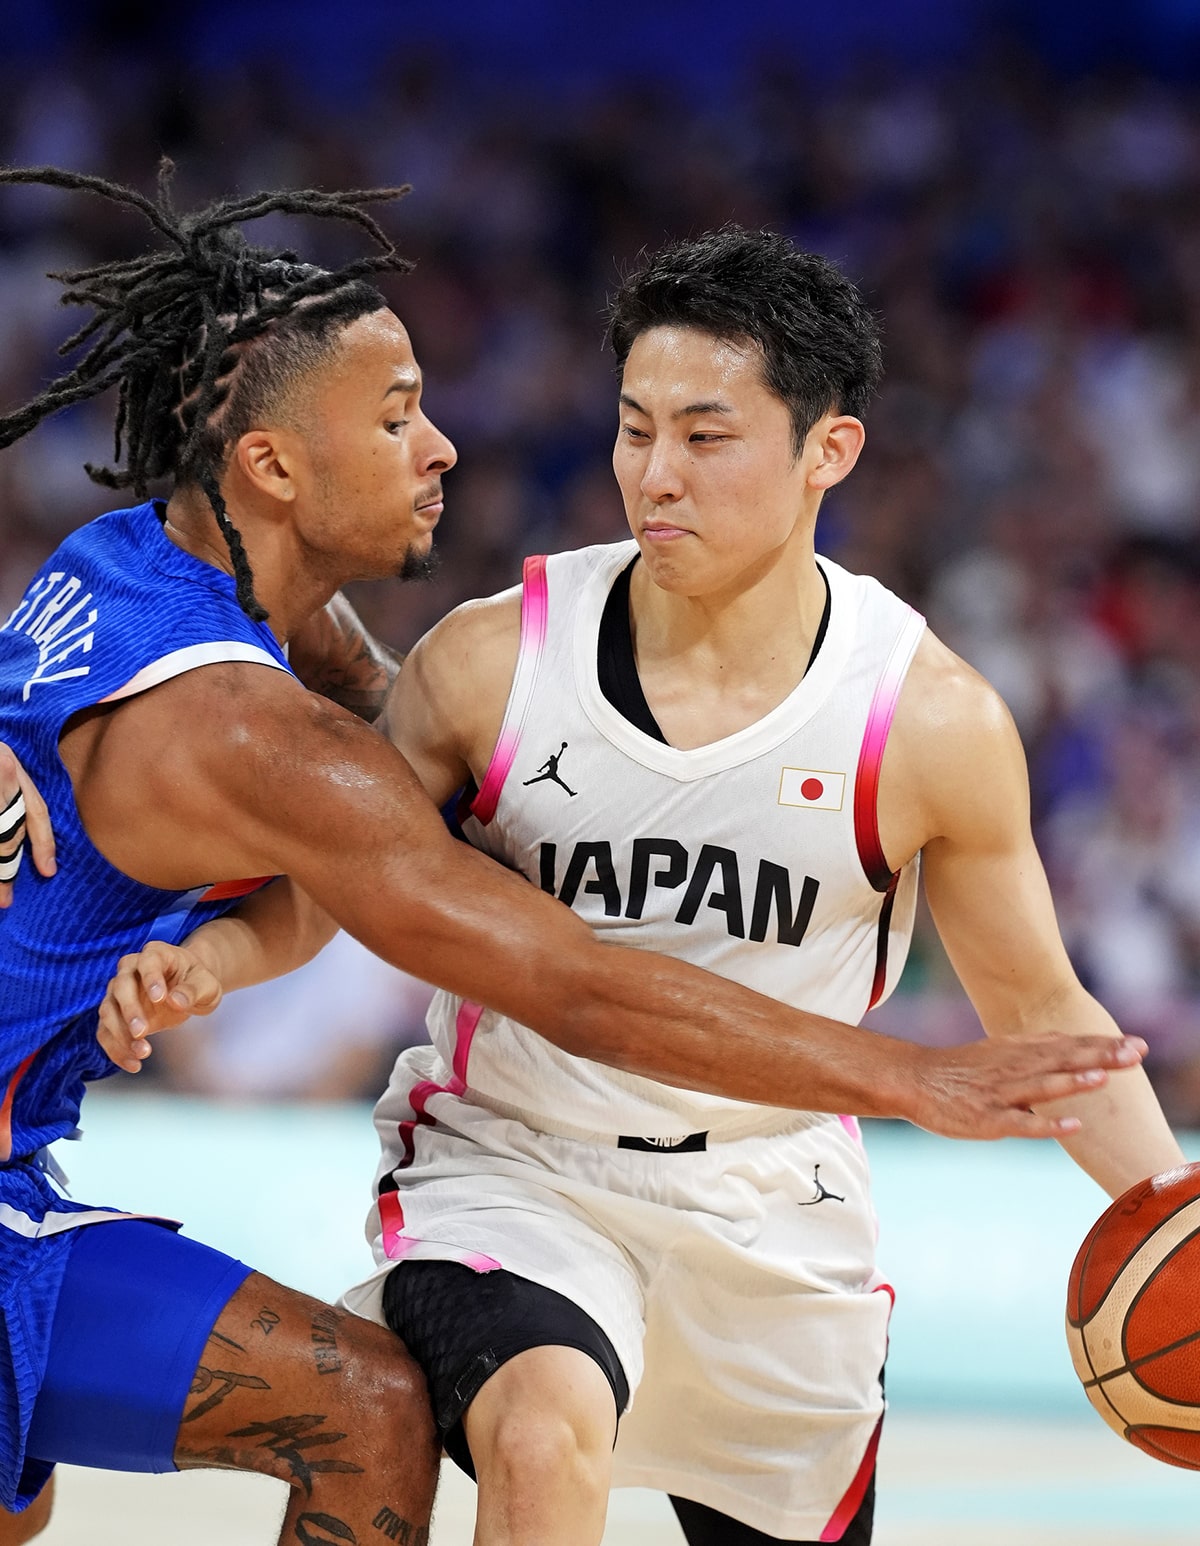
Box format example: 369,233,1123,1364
77,629,1145,1138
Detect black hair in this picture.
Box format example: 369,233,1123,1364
0,162,416,620
606,226,883,454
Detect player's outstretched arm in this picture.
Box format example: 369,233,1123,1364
0,741,56,907
70,662,1147,1140
908,640,1184,1192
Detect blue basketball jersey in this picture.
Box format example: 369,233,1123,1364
0,500,293,1186
0,499,294,1511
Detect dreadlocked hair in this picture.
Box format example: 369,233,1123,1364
0,161,416,621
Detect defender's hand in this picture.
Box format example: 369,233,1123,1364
97,943,224,1073
0,744,56,908
905,1034,1148,1140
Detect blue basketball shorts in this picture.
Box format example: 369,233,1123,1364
18,1219,251,1503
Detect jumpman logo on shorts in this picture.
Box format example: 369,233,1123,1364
797,1164,844,1205
523,742,577,797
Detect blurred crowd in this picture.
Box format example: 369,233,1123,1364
3,35,1200,1118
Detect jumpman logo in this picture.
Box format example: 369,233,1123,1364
797,1164,844,1206
523,741,577,797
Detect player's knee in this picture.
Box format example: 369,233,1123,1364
486,1402,612,1501
335,1315,440,1457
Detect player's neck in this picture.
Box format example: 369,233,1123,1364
629,535,827,693
624,535,829,747
163,487,337,644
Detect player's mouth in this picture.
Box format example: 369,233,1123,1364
641,521,692,541
414,490,444,524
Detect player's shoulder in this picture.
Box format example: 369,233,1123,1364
409,584,522,681
110,655,317,759
891,628,1028,842
901,627,1016,745
420,583,523,656
394,583,523,731
77,654,360,838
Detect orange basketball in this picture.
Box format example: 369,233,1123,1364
1067,1162,1200,1468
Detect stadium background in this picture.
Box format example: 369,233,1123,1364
3,0,1200,1538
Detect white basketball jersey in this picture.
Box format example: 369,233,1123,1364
403,542,924,1142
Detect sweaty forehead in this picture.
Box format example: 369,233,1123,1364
332,308,414,369
620,325,765,409
308,308,419,401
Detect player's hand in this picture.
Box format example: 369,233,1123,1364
97,943,224,1073
905,1034,1148,1140
0,743,56,908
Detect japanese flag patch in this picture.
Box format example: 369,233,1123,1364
778,767,846,811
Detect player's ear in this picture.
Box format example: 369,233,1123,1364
805,415,865,491
230,429,301,505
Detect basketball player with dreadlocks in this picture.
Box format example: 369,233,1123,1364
0,169,1150,1542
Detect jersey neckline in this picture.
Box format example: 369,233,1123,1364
573,540,860,782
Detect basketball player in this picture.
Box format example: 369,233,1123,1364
97,229,1184,1545
1,174,1143,1546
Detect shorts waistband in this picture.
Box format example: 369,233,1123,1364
616,1131,708,1153
466,1093,830,1148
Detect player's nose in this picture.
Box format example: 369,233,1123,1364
422,418,457,473
640,444,684,502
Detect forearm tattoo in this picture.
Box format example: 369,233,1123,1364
289,593,403,724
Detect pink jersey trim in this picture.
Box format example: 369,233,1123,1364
838,1114,862,1143
820,1278,893,1541
853,608,921,893
382,1232,501,1273
470,554,549,826
379,1191,406,1259
820,1416,883,1542
854,609,922,1010
394,1000,484,1173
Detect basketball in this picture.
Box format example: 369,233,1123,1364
1067,1162,1200,1467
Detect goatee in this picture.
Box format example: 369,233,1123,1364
399,545,440,583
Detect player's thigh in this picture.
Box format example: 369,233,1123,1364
382,1261,631,1479
26,1220,434,1480
176,1267,438,1485
26,1219,253,1474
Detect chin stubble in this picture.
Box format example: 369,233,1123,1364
399,545,440,583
